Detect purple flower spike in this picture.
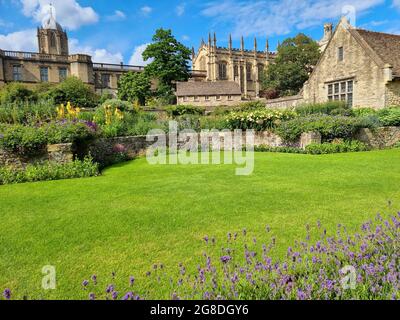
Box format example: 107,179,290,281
129,276,135,287
220,255,232,264
3,288,11,300
91,275,97,285
89,292,96,300
123,292,133,300
82,280,89,288
112,291,119,300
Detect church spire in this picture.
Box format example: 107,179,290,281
254,37,257,52
241,36,244,51
208,33,212,48
213,32,217,48
229,34,232,51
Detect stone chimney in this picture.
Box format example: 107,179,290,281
318,23,333,52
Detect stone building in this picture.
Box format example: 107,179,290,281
303,17,400,109
176,81,242,108
185,33,275,102
0,6,143,96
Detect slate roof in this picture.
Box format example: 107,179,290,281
355,29,400,75
176,81,242,96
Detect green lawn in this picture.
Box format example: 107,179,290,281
1,149,400,299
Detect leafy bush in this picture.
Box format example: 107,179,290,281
233,101,266,112
376,107,400,127
351,107,377,117
0,124,47,155
47,77,98,109
199,115,228,130
101,99,136,113
275,115,376,142
0,83,37,104
295,101,350,116
0,100,57,124
305,140,369,154
165,105,205,117
226,109,297,131
43,120,99,144
0,156,99,185
254,145,306,154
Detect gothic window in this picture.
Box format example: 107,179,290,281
218,62,227,80
246,64,252,80
234,65,239,78
50,32,57,48
12,65,22,81
258,65,264,81
328,80,354,107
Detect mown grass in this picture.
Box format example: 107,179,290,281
0,149,399,299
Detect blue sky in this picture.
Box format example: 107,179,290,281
1,0,400,65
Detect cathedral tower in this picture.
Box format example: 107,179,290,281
37,5,69,55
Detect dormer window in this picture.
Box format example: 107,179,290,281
338,47,344,61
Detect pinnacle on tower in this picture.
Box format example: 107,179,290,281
208,33,212,47
241,36,244,51
229,34,232,50
213,32,217,47
254,37,257,51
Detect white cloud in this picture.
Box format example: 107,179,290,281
202,0,384,38
393,0,400,9
69,39,123,64
0,29,37,51
176,3,186,16
140,6,152,16
106,10,126,22
20,0,99,30
129,43,152,66
182,35,190,41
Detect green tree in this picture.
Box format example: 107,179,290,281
142,28,191,100
262,33,320,97
117,72,151,106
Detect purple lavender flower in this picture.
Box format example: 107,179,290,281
112,291,119,300
91,275,97,285
82,280,89,288
220,255,232,264
129,276,135,287
123,292,133,300
89,292,96,300
3,288,11,300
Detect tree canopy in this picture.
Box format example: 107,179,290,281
117,72,151,106
261,33,321,97
142,28,191,89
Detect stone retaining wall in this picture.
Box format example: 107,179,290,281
355,127,400,149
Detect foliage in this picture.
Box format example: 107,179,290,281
275,115,376,142
165,105,205,117
0,124,47,155
254,145,306,154
0,100,57,124
47,77,98,109
0,83,38,104
305,140,369,154
101,99,136,113
117,72,152,106
261,33,320,96
143,28,191,92
376,107,400,127
233,101,266,112
43,120,99,145
226,109,297,131
98,92,114,105
295,101,351,116
0,156,99,185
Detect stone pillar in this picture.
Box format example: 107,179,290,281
243,62,248,98
300,132,321,149
69,54,94,85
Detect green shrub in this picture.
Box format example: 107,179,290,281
0,83,38,104
254,145,306,154
47,77,98,109
305,140,369,154
0,100,57,124
351,107,377,117
43,120,98,144
165,105,205,117
226,109,297,131
101,99,136,112
0,124,47,155
199,115,228,130
0,156,99,185
275,115,376,142
376,107,400,127
295,101,349,116
233,101,266,112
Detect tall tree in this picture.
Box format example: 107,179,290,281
117,72,151,106
261,33,320,97
142,28,191,95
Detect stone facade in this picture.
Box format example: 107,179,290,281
0,6,144,96
355,127,400,149
191,34,275,99
303,17,400,109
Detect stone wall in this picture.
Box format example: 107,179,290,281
264,95,304,109
385,81,400,106
355,127,400,149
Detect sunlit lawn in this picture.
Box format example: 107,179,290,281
0,149,399,299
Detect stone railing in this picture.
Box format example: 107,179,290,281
2,50,69,62
93,63,144,72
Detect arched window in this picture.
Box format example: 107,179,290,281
218,62,227,80
246,64,252,80
258,64,264,81
50,32,57,48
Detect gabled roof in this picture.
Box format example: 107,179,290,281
176,81,242,96
353,29,400,75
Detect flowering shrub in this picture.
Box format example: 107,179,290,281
226,109,297,131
